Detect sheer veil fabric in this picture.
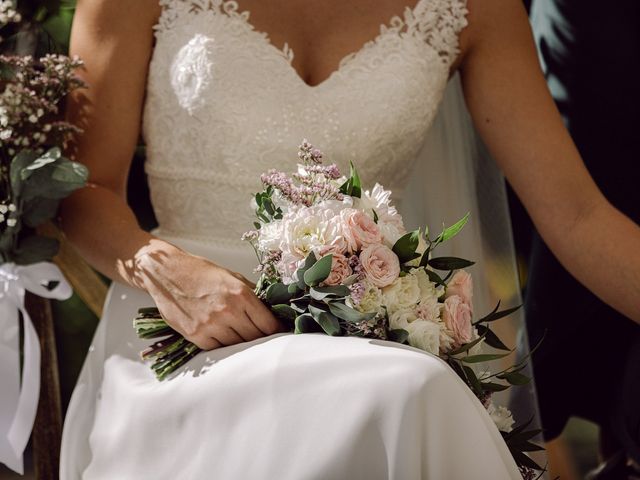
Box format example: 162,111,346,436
404,73,543,445
59,0,543,477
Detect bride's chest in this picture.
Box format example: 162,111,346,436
143,0,463,190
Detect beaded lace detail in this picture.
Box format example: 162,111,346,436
144,0,468,247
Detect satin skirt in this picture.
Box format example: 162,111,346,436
60,236,521,479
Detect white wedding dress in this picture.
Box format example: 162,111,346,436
60,0,526,478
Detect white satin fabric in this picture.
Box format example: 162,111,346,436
61,237,521,480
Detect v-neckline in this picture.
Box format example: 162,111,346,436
226,0,429,89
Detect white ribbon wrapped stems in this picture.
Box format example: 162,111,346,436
0,262,72,474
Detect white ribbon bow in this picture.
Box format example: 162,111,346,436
0,262,72,474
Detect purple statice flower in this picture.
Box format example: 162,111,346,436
261,169,312,206
348,255,364,279
348,281,366,307
297,139,323,165
296,163,342,180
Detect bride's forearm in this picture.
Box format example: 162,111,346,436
60,184,183,290
538,198,640,323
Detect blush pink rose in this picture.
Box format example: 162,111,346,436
359,244,400,288
442,295,474,346
446,270,473,310
340,208,382,252
322,253,353,286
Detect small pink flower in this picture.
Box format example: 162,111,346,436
359,244,400,288
446,270,473,311
340,208,382,252
442,295,473,346
321,253,353,286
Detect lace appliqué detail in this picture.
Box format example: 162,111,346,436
144,0,469,247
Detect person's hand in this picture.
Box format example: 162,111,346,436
135,245,282,350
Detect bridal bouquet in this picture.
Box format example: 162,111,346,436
135,141,544,478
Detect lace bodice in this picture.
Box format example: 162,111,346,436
143,0,468,247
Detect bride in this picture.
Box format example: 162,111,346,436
59,0,640,478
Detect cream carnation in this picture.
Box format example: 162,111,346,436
281,206,342,259
359,244,400,288
389,309,418,330
355,281,384,314
382,275,421,314
406,319,441,356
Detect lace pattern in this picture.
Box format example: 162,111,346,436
144,0,469,248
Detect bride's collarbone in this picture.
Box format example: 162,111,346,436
176,0,430,87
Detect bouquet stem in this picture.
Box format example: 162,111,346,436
133,308,201,381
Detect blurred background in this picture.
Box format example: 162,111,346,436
0,0,606,478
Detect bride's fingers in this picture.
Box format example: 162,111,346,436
208,323,245,346
245,298,282,335
192,335,223,351
231,312,266,341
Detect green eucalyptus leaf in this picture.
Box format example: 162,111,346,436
265,282,292,305
462,365,483,396
294,314,320,334
429,257,475,271
309,285,351,301
309,305,341,336
387,328,409,344
12,234,60,265
271,304,297,323
327,301,375,323
21,196,60,227
10,149,40,195
303,254,333,287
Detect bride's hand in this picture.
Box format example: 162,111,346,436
133,242,282,350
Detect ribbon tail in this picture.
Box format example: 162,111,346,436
0,300,24,474
6,305,41,474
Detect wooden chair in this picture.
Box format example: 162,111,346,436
28,224,107,479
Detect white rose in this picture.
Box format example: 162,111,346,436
382,274,421,314
405,319,441,356
487,403,515,433
411,268,444,302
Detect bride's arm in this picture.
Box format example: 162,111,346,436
61,0,280,348
458,0,640,323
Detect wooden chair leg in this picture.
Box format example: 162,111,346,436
26,293,62,480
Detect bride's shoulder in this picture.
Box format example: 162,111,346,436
75,0,161,36
456,0,531,63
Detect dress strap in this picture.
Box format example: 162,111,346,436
404,0,469,66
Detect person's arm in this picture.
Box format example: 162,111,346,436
458,0,640,322
60,0,280,349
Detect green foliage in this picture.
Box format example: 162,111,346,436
338,161,362,198
392,229,421,264
1,147,88,264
